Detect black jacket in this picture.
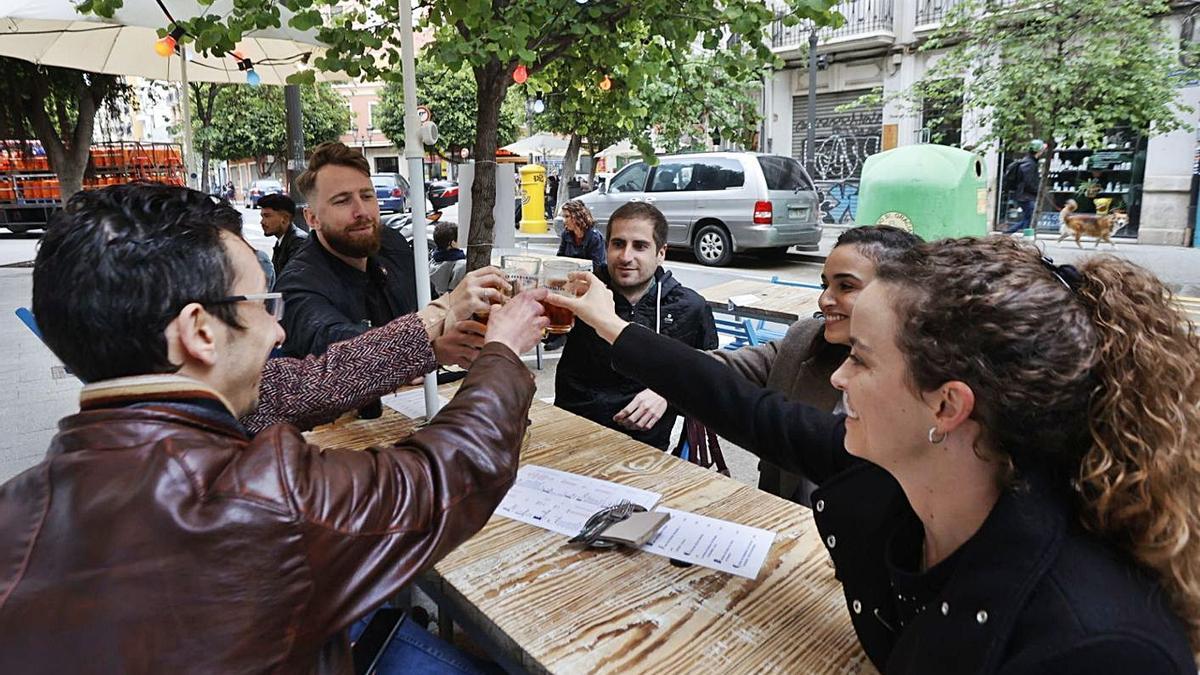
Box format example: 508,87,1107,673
609,324,1195,674
555,268,717,450
1009,155,1041,201
276,227,418,358
272,224,308,278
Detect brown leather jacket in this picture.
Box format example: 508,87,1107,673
0,343,533,674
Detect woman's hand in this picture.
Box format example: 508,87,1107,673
542,271,628,344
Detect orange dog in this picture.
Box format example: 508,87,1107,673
1058,200,1126,249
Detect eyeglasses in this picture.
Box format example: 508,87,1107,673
203,292,285,321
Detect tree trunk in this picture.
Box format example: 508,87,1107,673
200,143,211,193
1031,140,1056,233
556,132,583,212
24,73,110,205
587,140,602,188
466,62,509,272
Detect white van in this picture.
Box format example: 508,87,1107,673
566,152,822,266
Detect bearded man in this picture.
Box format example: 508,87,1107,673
277,143,487,416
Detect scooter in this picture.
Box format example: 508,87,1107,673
384,209,441,258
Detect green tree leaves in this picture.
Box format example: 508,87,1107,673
373,59,521,160
193,82,349,171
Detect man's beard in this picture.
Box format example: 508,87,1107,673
322,220,382,258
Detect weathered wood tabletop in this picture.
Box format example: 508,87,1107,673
700,278,822,325
306,397,871,675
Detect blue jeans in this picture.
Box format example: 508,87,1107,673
1005,198,1035,233
349,610,501,675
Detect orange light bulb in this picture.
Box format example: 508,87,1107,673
513,64,528,84
599,75,612,91
155,36,175,57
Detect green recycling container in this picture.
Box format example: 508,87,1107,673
855,144,988,240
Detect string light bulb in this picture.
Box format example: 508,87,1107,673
246,69,261,86
512,64,528,84
532,92,546,114
599,75,613,91
155,26,185,58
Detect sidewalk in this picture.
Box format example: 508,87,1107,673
809,225,1200,294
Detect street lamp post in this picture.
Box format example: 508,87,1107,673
806,26,818,169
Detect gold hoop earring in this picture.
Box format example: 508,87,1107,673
928,426,946,444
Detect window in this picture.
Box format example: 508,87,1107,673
346,103,355,132
757,156,814,191
609,163,649,193
375,156,399,174
368,102,379,131
649,162,692,192
688,158,745,191
920,79,963,147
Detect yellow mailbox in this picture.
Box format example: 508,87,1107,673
519,164,548,233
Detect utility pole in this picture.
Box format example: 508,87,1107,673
806,26,818,168
284,84,305,229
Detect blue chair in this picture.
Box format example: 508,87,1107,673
750,276,825,342
15,307,80,380
769,275,822,291
15,307,42,340
713,314,760,350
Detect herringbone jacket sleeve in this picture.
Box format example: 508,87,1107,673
242,313,438,434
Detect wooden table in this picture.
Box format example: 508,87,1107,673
307,397,871,675
700,278,822,325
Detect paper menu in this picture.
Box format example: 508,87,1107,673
494,465,662,537
381,389,448,419
641,507,775,580
493,466,776,579
513,465,661,511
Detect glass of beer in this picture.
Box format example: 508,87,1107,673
541,260,586,335
474,255,541,325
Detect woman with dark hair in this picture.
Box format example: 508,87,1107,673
547,237,1200,673
556,199,606,273
631,225,921,504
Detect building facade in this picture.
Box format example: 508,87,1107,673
764,0,1200,245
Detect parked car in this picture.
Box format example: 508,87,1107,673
426,180,459,210
559,152,822,266
589,172,614,195
247,179,284,208
372,173,410,213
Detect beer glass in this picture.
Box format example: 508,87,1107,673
541,259,586,335
474,255,541,325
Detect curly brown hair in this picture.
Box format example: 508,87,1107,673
876,236,1200,656
560,199,594,233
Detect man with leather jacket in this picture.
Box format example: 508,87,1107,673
0,182,550,673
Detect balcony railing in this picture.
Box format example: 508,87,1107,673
915,0,1020,27
771,0,894,51
915,0,964,26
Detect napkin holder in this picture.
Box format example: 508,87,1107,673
596,510,670,548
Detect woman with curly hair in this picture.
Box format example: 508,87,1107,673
547,236,1200,673
556,199,605,273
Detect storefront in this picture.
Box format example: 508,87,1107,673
791,90,884,226
995,127,1148,237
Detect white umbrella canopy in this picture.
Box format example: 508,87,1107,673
0,0,340,85
502,132,572,159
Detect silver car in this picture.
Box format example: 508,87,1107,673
566,152,822,266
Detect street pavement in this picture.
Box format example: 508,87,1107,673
1,209,1198,486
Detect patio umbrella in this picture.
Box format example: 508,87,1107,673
0,0,333,85
502,132,572,160
0,0,343,185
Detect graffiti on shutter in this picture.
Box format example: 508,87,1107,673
792,91,883,224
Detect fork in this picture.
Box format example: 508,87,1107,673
569,500,633,545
